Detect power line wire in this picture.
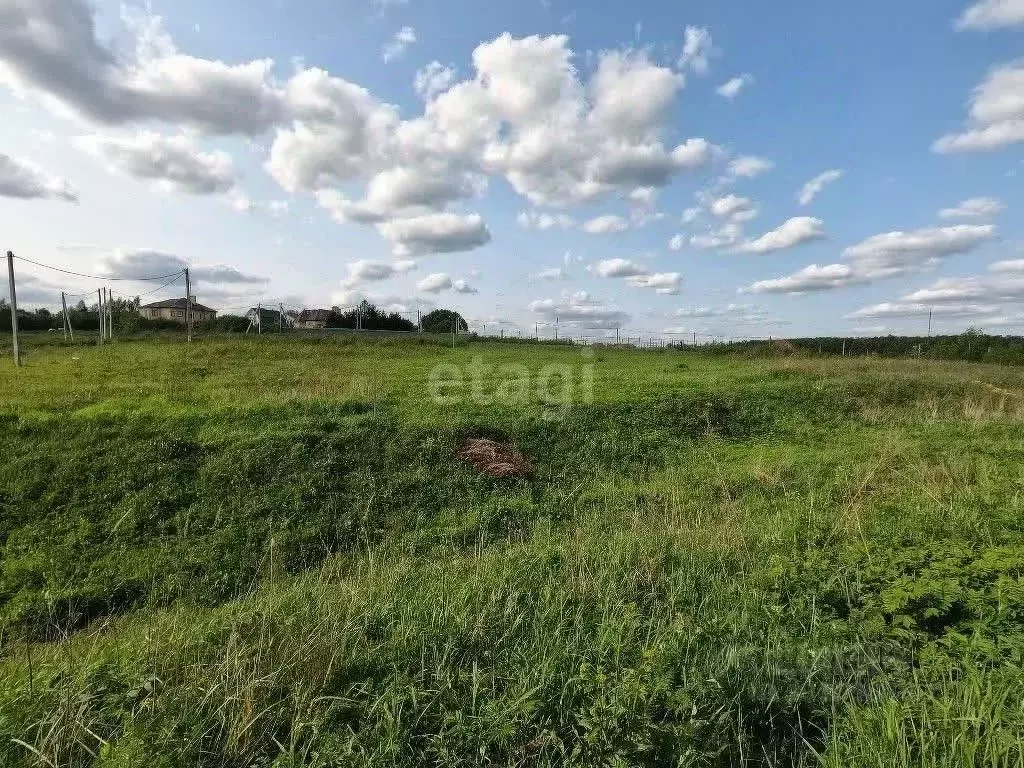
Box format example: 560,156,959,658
51,275,182,309
134,272,186,299
12,254,185,282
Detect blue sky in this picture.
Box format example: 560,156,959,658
0,0,1022,339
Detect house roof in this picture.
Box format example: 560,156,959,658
298,309,331,322
141,298,215,312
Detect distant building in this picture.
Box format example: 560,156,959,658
139,297,216,324
295,309,331,329
245,307,294,330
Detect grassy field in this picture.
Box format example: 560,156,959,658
1,333,1023,767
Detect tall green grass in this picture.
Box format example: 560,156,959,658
0,335,1022,766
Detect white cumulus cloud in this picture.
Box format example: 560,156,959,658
939,196,1005,218
267,33,713,249
934,62,1024,153
582,214,630,234
591,259,680,294
0,1,286,135
340,259,416,287
518,211,575,230
76,132,236,194
377,212,491,255
0,152,77,202
798,169,844,206
417,273,453,293
957,0,1024,29
990,258,1024,273
382,27,416,63
592,258,647,277
716,74,753,100
710,194,758,222
535,266,567,280
530,292,630,329
743,223,997,293
745,264,858,294
95,249,266,284
690,222,743,251
414,62,456,99
843,224,996,278
626,272,681,294
849,301,1001,319
678,26,715,74
739,217,825,254
726,155,774,179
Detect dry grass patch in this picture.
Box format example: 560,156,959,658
457,438,534,478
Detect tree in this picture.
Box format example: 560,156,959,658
12,307,58,331
421,309,468,333
325,302,416,331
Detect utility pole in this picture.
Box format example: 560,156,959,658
97,288,104,345
927,308,932,338
279,302,284,333
184,267,192,343
108,290,115,341
257,302,262,334
6,251,20,366
61,291,69,342
616,326,620,344
535,322,538,341
555,315,559,341
417,308,422,332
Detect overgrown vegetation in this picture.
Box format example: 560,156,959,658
0,333,1022,766
689,329,1024,366
324,300,419,331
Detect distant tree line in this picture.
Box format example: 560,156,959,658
0,298,115,332
325,301,417,331
0,298,469,337
691,329,1024,366
0,302,60,332
0,297,188,333
788,330,1024,365
315,303,468,333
